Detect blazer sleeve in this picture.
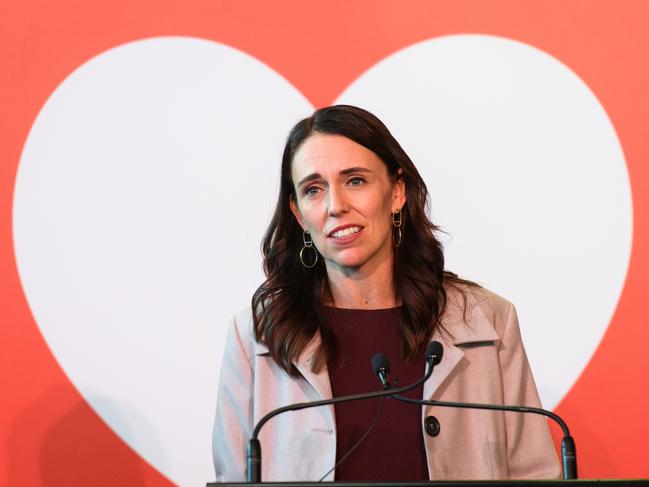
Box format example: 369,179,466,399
212,313,254,482
498,302,562,479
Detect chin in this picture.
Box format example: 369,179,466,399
327,253,370,270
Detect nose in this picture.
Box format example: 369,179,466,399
327,186,349,217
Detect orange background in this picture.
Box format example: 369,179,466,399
1,1,648,484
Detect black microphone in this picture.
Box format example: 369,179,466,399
371,342,443,388
380,342,577,480
371,352,390,389
425,340,444,367
246,341,444,483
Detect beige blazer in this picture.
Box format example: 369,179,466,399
212,286,561,482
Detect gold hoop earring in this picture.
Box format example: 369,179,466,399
392,208,402,248
299,230,318,268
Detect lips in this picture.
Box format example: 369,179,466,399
328,225,363,239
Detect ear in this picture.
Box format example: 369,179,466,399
289,195,305,229
392,168,406,211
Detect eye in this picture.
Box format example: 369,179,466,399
348,176,366,187
303,185,321,197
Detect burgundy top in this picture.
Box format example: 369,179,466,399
324,306,429,481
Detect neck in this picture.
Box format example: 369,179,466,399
324,252,397,309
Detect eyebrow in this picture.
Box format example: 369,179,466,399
296,167,372,188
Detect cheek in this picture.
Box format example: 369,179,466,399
374,193,395,224
297,201,321,231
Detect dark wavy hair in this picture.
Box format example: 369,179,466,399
252,105,473,376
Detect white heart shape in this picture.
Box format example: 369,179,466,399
335,35,631,410
14,37,312,486
14,35,631,486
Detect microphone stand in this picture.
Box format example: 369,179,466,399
247,351,439,483
393,395,577,480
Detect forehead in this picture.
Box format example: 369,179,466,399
291,133,386,178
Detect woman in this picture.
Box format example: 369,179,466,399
212,105,560,482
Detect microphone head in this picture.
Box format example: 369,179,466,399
426,341,444,366
371,352,390,375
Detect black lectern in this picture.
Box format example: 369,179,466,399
208,480,648,487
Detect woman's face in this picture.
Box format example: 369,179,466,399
289,133,406,274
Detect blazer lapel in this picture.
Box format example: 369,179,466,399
254,333,333,401
422,337,465,400
294,333,333,401
423,298,501,400
252,293,500,403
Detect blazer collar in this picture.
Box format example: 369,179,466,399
423,295,501,400
253,295,500,403
254,333,333,401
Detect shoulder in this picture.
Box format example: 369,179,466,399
231,307,255,338
442,282,515,344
